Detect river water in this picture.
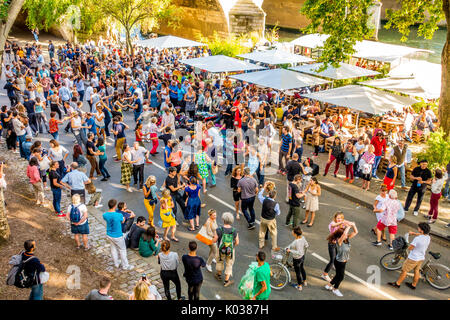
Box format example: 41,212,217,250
274,22,446,64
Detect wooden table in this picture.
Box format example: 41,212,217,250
381,119,404,132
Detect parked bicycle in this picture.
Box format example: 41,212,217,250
269,247,298,290
379,233,450,290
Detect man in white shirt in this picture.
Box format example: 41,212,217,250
131,142,149,190
388,222,431,290
161,107,175,132
249,96,260,114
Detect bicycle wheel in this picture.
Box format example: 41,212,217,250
380,252,405,271
424,264,450,290
270,263,289,290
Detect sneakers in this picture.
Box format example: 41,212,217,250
405,282,416,290
95,204,104,209
349,179,354,184
372,241,382,246
206,264,212,272
122,265,134,271
325,284,333,291
57,212,66,217
248,224,256,230
127,187,133,192
212,258,216,264
413,211,419,216
332,289,343,297
321,274,332,282
388,281,400,288
388,244,393,250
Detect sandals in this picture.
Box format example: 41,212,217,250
214,273,222,281
187,227,196,232
301,220,308,224
171,237,179,242
307,223,314,227
236,214,240,220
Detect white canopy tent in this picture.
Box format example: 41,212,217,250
290,62,379,80
229,68,329,91
238,49,313,65
179,55,266,73
135,35,206,48
290,33,432,62
360,60,441,99
302,85,417,114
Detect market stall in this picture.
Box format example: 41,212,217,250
290,62,380,80
238,49,313,66
135,35,206,48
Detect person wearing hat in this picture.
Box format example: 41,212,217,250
370,130,386,179
404,159,432,216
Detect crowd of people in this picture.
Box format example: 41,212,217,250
2,35,448,301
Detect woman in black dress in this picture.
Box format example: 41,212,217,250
230,166,243,220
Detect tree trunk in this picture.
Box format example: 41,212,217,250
0,187,10,243
0,0,26,75
125,27,131,55
440,0,450,137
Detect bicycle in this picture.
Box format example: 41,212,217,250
269,248,296,290
379,234,450,290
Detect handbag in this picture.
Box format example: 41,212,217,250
195,223,214,246
396,200,405,221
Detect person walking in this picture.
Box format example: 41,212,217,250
131,141,149,190
158,240,184,300
370,130,386,179
26,157,45,206
66,194,90,250
96,137,111,181
237,167,259,230
323,137,343,178
285,153,302,202
301,177,321,227
49,161,65,217
22,240,46,300
286,174,304,229
86,132,102,179
184,177,202,231
230,166,242,220
388,222,431,290
143,175,159,227
426,168,446,223
251,251,271,300
102,199,134,270
203,209,218,273
257,182,281,251
404,159,432,216
286,226,309,291
213,212,239,287
325,222,358,297
182,241,206,300
343,142,357,183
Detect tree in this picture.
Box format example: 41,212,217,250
100,0,180,55
0,162,10,243
301,0,450,136
23,0,72,31
0,0,26,72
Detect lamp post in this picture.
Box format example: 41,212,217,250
368,1,382,40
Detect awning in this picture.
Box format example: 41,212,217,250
302,85,417,114
179,55,266,73
238,49,313,65
290,62,379,80
135,35,206,48
360,60,441,99
230,68,329,91
290,33,432,62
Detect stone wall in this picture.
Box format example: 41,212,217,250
156,0,229,39
262,0,309,29
229,0,266,38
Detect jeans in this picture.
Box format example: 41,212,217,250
160,270,182,300
78,90,84,102
51,188,61,213
187,281,202,300
256,165,265,186
443,175,450,199
398,164,406,187
279,150,289,171
241,196,256,226
330,260,346,289
18,134,26,158
104,116,111,137
35,113,48,133
293,256,306,285
404,186,425,212
171,192,186,218
324,155,340,175
99,158,110,178
428,192,441,219
133,164,144,188
29,284,43,300
372,155,382,177
324,242,337,273
50,131,59,140
106,235,129,268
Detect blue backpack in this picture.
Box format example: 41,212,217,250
70,205,82,223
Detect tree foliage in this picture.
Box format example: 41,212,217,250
300,0,374,69
197,31,251,57
0,0,11,21
417,128,450,170
23,0,72,31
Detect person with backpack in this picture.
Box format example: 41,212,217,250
11,240,46,300
213,212,239,287
66,194,90,250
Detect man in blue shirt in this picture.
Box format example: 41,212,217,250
103,199,134,270
130,92,142,122
278,126,292,174
169,81,178,106
176,83,186,110
60,162,91,203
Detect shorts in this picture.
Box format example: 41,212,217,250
402,258,423,273
233,191,241,202
71,221,90,234
360,173,372,181
376,221,397,234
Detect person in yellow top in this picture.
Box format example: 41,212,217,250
160,189,178,242
275,106,284,122
223,76,232,89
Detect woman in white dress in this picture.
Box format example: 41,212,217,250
302,177,321,227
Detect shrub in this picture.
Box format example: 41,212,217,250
197,32,251,57
417,128,450,171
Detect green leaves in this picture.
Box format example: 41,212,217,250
23,0,73,31
196,31,251,57
0,0,11,22
417,128,450,170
